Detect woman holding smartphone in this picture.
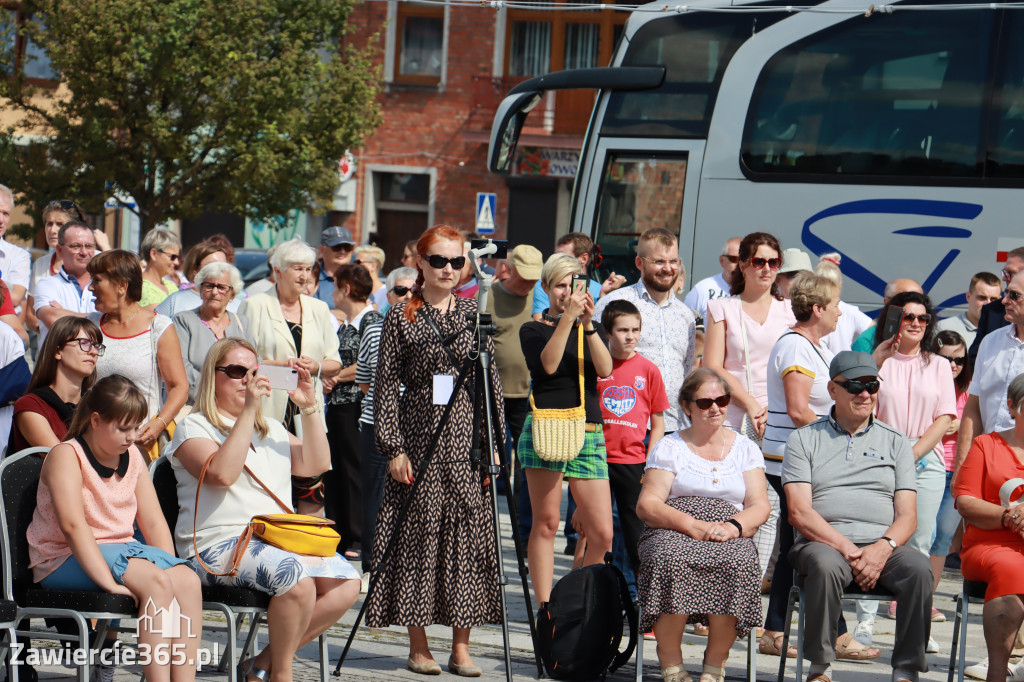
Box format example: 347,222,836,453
519,253,614,607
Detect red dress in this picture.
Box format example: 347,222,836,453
953,432,1024,601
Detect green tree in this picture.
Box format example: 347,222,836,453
0,0,381,237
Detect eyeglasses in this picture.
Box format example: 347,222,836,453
391,285,410,296
902,312,931,324
693,395,731,410
942,355,967,367
1005,289,1024,302
64,338,105,356
45,199,86,222
158,250,181,263
722,255,739,264
424,254,466,270
200,282,232,295
834,379,881,395
640,256,681,269
63,242,96,252
215,364,253,380
749,257,783,270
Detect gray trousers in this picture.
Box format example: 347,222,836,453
789,540,932,672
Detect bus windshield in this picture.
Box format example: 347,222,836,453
601,10,786,138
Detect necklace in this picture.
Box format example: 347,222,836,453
686,435,729,485
541,311,561,325
106,307,142,326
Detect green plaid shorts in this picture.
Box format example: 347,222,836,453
517,414,608,479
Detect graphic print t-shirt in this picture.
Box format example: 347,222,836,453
598,353,670,465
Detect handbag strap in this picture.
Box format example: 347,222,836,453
528,323,585,411
737,298,754,392
781,330,829,369
190,447,293,577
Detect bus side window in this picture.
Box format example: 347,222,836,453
988,12,1024,178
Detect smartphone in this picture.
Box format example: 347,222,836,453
257,364,298,391
571,273,587,296
881,305,905,342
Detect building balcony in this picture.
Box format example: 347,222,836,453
464,74,595,149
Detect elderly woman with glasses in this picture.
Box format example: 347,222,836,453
173,262,254,404
156,239,235,318
637,368,770,682
139,228,182,309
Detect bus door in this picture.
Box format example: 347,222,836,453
578,137,705,284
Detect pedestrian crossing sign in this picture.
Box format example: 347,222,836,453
476,193,496,234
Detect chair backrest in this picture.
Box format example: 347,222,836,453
150,457,181,557
0,450,47,602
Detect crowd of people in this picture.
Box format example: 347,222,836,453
2,179,1024,682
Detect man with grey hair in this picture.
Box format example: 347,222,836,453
786,350,930,682
850,278,924,353
684,236,740,320
0,184,30,311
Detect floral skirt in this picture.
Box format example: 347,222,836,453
636,496,762,636
190,536,359,596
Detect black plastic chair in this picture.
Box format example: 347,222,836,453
0,448,136,682
150,456,331,682
779,571,896,682
947,579,988,682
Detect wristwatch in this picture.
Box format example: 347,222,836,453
881,536,897,549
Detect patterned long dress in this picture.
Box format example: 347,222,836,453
367,296,506,628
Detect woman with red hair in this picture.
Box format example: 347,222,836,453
367,225,506,677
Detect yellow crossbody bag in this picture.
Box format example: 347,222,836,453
529,326,586,462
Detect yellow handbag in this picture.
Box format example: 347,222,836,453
193,452,340,577
529,326,587,462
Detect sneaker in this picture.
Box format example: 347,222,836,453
90,664,115,682
926,636,941,654
887,600,897,619
964,659,989,680
643,630,657,641
1008,659,1024,682
931,606,946,622
852,618,874,647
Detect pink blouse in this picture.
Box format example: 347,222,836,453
941,390,969,471
875,350,957,462
707,296,796,429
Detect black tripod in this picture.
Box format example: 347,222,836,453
333,311,543,681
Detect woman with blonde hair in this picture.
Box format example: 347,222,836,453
139,228,182,309
167,337,359,682
816,253,873,355
354,244,388,310
519,252,614,605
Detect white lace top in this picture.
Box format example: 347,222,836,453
645,430,766,510
90,312,174,418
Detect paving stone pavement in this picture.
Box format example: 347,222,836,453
18,491,987,681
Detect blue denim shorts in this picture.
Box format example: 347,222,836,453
40,542,187,589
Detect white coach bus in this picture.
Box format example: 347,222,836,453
488,0,1024,312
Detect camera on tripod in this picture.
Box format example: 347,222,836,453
470,238,509,260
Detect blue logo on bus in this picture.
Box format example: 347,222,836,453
801,199,982,311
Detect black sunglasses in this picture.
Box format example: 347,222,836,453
749,257,782,270
1006,289,1024,302
215,364,253,380
424,254,466,270
834,379,881,395
391,285,410,296
902,312,931,324
943,355,967,367
693,395,731,410
46,199,86,222
158,249,181,262
723,255,739,264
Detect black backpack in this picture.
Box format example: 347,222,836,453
536,554,638,680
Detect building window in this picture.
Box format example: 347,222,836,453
504,1,626,79
394,2,445,85
1,10,57,84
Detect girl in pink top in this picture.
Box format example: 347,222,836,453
705,232,796,436
874,292,956,627
26,375,201,682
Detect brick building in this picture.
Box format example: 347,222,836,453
338,0,629,269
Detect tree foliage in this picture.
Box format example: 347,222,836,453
0,0,381,235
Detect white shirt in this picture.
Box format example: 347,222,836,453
0,237,31,311
970,324,1024,433
30,250,58,292
32,268,96,346
683,272,730,320
763,331,835,475
645,431,765,511
820,300,873,355
0,321,26,457
594,280,696,432
936,312,978,349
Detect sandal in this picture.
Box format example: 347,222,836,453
699,663,726,682
807,675,831,682
660,663,692,682
238,658,269,682
758,632,798,658
692,622,709,637
835,632,882,660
